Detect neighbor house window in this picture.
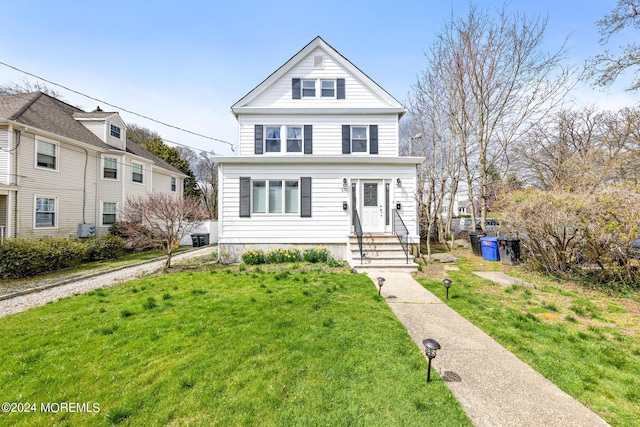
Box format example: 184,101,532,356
321,80,335,97
36,140,57,170
171,176,177,192
351,126,367,152
252,180,299,214
110,124,121,139
102,202,117,226
132,162,143,183
35,197,57,227
103,156,118,179
302,80,316,97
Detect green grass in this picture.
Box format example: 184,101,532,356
0,265,470,426
416,252,640,427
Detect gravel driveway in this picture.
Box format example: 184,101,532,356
0,246,216,319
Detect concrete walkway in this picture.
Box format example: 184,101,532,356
366,272,609,427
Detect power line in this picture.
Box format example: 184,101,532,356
0,60,236,151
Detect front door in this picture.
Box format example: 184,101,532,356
361,180,384,233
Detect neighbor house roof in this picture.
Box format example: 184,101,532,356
0,91,185,176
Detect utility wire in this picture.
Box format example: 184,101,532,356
0,60,236,150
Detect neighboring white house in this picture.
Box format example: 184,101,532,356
215,37,422,270
0,92,187,240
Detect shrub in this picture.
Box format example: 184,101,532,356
242,249,265,265
0,236,86,279
109,221,161,252
265,248,301,263
85,235,127,261
303,246,330,263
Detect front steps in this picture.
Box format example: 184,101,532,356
348,234,419,272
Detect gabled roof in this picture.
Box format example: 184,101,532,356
0,91,184,176
0,91,112,150
231,36,405,116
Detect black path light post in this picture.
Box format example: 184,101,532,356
377,277,385,296
422,338,441,383
443,279,452,299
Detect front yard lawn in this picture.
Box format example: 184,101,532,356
416,250,640,427
0,265,470,426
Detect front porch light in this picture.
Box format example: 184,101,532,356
396,177,401,187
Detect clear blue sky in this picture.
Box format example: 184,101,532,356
1,0,637,156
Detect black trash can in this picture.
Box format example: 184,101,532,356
201,233,210,246
498,237,521,266
191,233,202,247
469,232,486,257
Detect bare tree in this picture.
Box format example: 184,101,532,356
0,79,64,99
590,0,640,91
514,105,640,189
415,4,577,233
179,147,219,220
120,193,208,269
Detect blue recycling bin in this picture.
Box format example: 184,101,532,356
480,237,500,261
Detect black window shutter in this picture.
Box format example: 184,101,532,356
337,78,345,99
304,125,312,154
342,125,351,154
369,125,378,154
239,177,251,217
254,125,263,155
292,78,301,99
300,177,312,217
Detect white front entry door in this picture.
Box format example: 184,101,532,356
361,180,384,233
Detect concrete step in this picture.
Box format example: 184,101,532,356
350,261,419,273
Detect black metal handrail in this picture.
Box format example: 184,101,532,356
354,209,365,264
392,209,409,264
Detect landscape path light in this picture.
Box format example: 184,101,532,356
422,338,441,383
377,276,385,296
443,278,452,299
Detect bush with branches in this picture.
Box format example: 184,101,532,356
496,184,640,288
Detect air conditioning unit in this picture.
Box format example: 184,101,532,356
78,223,96,238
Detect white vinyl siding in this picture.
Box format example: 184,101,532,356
245,47,394,109
219,163,417,244
238,115,398,156
0,129,10,185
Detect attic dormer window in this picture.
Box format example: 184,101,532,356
110,124,121,139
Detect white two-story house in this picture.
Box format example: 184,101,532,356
215,37,422,270
0,91,186,240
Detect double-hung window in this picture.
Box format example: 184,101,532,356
351,126,368,152
321,80,335,97
171,177,177,192
36,140,57,170
265,126,281,153
252,180,299,214
102,202,117,226
103,156,118,179
110,124,121,139
132,162,144,183
286,126,302,153
302,80,316,97
35,197,57,227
